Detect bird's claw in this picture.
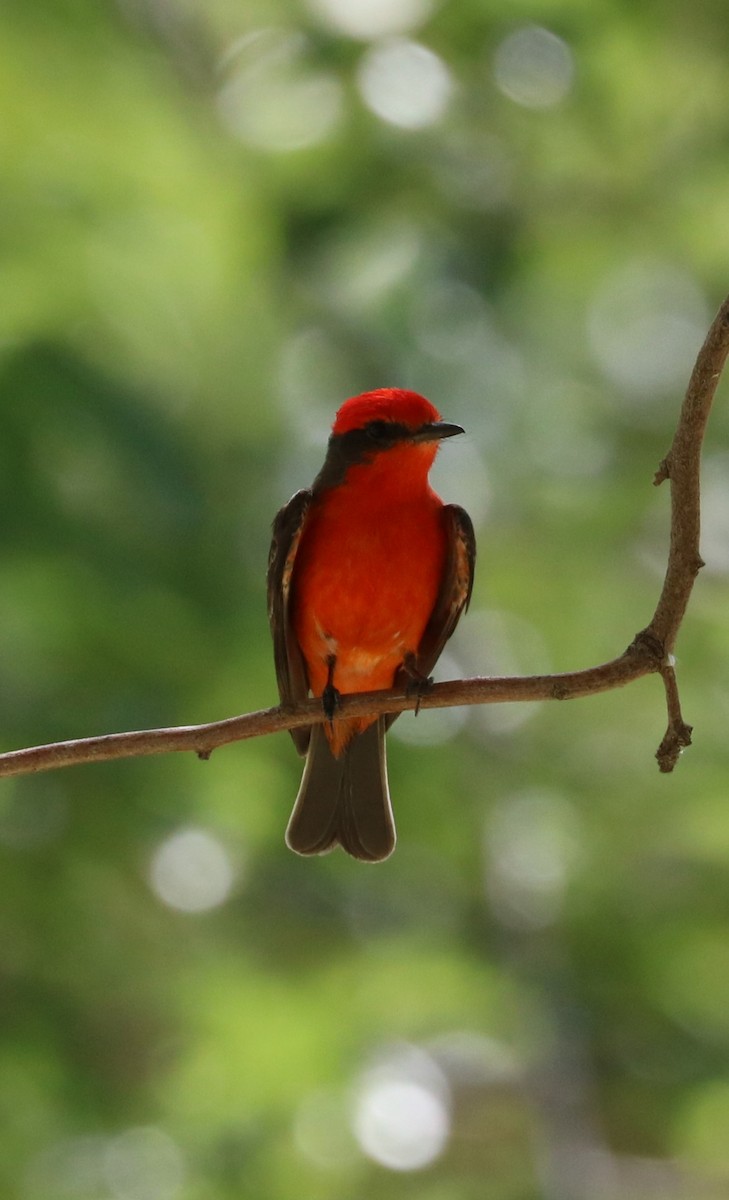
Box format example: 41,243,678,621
403,654,433,716
322,682,342,722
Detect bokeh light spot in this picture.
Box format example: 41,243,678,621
351,1045,450,1171
218,30,344,152
25,1128,185,1200
149,827,237,913
305,0,434,41
587,259,708,401
25,1134,108,1198
493,26,575,109
354,1079,448,1169
103,1126,185,1200
485,789,581,930
357,39,453,129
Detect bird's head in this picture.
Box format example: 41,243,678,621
314,388,464,493
332,388,463,444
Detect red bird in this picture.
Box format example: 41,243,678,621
268,388,475,862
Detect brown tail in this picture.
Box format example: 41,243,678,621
285,719,395,862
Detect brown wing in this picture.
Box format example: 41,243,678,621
391,504,476,712
267,489,312,756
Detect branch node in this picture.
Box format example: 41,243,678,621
197,748,212,761
653,456,670,486
627,628,665,669
656,721,693,773
550,682,570,700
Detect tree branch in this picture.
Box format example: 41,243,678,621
0,638,660,779
2,294,728,782
645,292,729,763
649,293,729,648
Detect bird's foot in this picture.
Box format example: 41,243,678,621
402,653,433,716
322,682,342,722
322,656,341,721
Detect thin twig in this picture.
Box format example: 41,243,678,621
655,660,693,772
1,294,728,782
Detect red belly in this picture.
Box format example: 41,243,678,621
291,491,447,698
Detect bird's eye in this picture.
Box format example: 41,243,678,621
365,420,390,441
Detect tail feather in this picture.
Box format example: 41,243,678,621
285,719,395,862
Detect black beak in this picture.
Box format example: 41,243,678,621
413,420,465,443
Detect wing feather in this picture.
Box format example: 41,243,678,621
391,504,476,710
267,489,312,755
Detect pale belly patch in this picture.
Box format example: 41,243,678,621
312,619,407,688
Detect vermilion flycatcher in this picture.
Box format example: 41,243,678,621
268,388,475,862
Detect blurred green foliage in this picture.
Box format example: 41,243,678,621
2,0,729,1196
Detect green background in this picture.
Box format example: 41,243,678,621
2,0,729,1196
